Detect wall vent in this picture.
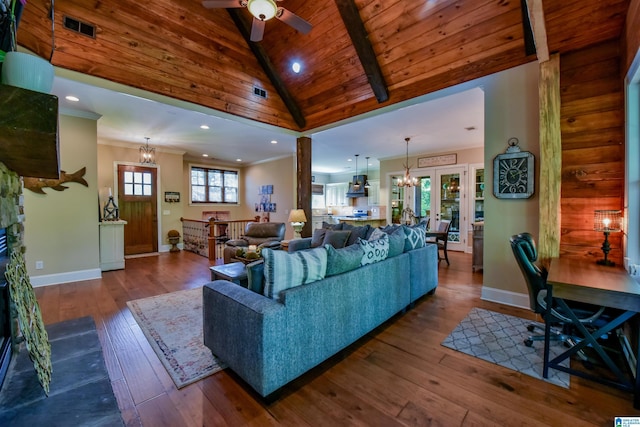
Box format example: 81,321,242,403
63,16,96,38
253,87,267,99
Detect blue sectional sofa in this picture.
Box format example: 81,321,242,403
202,238,438,398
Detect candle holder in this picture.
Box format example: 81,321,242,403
593,210,622,266
103,196,119,221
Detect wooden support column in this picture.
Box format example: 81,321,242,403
538,53,561,260
296,136,312,238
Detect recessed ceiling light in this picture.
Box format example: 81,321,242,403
271,140,278,144
202,154,209,157
236,158,242,162
200,125,210,130
65,95,79,102
292,62,301,73
348,158,353,162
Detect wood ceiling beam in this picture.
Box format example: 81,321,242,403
522,0,550,62
334,0,389,103
227,9,306,129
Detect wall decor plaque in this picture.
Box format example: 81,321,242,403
417,154,457,168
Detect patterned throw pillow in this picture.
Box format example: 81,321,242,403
368,227,386,241
262,247,327,300
359,234,389,266
403,222,426,252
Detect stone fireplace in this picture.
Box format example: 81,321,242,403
0,162,25,390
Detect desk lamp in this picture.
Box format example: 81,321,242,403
593,210,622,266
288,209,307,239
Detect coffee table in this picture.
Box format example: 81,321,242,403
209,262,248,287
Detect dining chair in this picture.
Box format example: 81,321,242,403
426,219,451,265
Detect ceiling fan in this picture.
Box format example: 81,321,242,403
202,0,312,42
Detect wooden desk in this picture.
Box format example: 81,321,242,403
546,258,640,408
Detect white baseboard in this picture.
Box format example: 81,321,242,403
30,268,102,288
481,286,530,310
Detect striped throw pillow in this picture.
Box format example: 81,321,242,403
262,247,327,300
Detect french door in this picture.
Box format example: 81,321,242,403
433,166,467,251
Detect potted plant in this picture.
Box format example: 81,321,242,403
0,0,54,93
167,230,180,253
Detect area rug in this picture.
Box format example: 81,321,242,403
127,288,225,388
441,307,570,388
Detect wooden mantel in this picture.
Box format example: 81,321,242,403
0,84,60,179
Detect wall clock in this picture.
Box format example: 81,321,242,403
493,138,535,199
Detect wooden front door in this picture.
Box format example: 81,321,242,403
117,165,158,255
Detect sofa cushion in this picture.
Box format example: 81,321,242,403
359,234,389,265
325,243,364,276
262,247,327,299
322,230,351,249
403,222,426,252
368,227,385,241
341,223,371,246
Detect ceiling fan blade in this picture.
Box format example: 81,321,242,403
276,7,312,34
202,0,244,9
250,18,266,42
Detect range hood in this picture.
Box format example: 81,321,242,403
346,175,369,198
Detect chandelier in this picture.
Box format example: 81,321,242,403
139,137,156,164
397,137,418,187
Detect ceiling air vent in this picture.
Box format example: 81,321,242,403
63,16,96,38
253,87,267,99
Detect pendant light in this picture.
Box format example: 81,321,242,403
397,137,418,187
364,156,371,188
139,137,156,164
353,154,361,190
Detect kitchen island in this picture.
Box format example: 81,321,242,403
337,217,387,228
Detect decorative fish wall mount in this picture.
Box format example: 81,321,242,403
23,167,89,195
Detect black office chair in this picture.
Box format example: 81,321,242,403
427,220,451,265
510,232,605,348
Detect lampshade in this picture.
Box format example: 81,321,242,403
247,0,278,21
288,209,307,223
593,210,622,232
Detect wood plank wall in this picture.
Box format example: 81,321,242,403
560,40,625,264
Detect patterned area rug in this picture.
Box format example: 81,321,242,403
127,288,225,388
442,307,570,388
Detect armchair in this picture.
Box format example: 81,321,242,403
223,222,285,263
510,232,605,349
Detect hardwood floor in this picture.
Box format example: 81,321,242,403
34,250,638,426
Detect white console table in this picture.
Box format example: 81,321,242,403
99,220,127,271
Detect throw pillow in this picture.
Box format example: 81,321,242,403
311,228,327,248
359,234,389,266
262,247,327,300
342,223,371,246
246,260,265,294
368,227,386,241
325,244,364,276
386,227,406,257
403,222,426,252
322,230,351,249
322,221,343,230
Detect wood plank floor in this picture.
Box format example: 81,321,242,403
34,250,638,426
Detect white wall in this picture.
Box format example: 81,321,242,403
24,113,102,286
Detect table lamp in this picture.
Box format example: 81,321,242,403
288,209,307,239
593,210,622,266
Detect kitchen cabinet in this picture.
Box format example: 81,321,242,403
367,179,380,206
326,183,349,206
99,220,127,271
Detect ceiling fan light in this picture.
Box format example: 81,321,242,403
247,0,277,21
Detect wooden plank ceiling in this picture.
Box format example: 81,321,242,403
17,0,629,132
